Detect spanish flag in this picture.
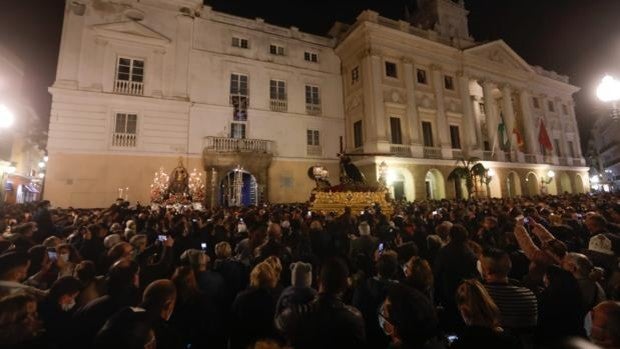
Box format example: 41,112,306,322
538,119,553,152
513,128,525,151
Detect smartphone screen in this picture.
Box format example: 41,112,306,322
158,235,167,242
48,251,57,260
201,243,207,250
378,243,384,254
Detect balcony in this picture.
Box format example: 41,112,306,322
571,158,585,166
306,104,322,116
390,144,412,157
524,154,538,164
559,157,569,166
307,145,323,157
423,147,442,159
114,80,144,96
482,151,495,161
112,133,137,147
270,99,287,112
204,137,273,154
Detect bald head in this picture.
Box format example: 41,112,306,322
591,301,620,348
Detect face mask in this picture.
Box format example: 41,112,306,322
61,300,76,312
238,223,247,233
60,253,70,263
378,313,392,336
281,220,290,229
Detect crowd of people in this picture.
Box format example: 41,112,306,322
0,193,619,349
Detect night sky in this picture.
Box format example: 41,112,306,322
1,0,619,152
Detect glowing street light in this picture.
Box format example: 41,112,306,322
0,104,15,129
38,173,45,179
590,176,600,184
597,75,620,120
38,161,46,169
547,170,555,179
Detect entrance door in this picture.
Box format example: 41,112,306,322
220,169,258,207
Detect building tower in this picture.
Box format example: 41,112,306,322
407,0,474,47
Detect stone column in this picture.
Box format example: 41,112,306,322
519,90,539,156
482,80,498,152
55,1,86,89
173,14,193,99
403,59,423,157
501,84,517,152
458,72,478,151
90,37,108,91
431,65,451,154
568,102,583,158
151,49,165,98
361,50,388,152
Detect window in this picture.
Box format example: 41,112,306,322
390,117,403,145
444,75,454,90
354,120,363,148
351,67,360,84
269,80,287,112
479,101,486,114
230,74,249,120
115,57,144,95
568,141,576,158
304,51,318,63
113,113,137,147
385,61,397,78
562,104,569,115
269,44,285,56
416,69,427,84
232,37,249,49
269,80,286,100
554,139,561,157
422,121,434,147
548,100,555,112
305,85,321,115
307,130,320,146
533,97,540,108
450,125,461,149
230,123,246,139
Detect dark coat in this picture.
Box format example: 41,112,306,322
230,287,279,349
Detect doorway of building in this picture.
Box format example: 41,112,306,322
425,169,446,200
525,172,539,196
220,168,258,207
506,172,522,198
559,173,572,194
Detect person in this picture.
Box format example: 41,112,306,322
0,251,47,299
33,200,53,241
353,250,400,348
275,261,316,316
74,260,104,307
349,221,378,258
433,224,478,329
95,306,156,349
536,265,586,345
180,248,225,305
73,258,140,346
403,255,434,302
55,243,79,278
276,257,366,349
562,252,607,311
590,301,620,349
0,292,43,348
231,261,280,349
452,279,519,349
378,284,444,349
140,279,182,349
479,248,538,331
38,276,83,349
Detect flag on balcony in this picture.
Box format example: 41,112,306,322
538,119,553,152
513,127,525,151
497,113,510,151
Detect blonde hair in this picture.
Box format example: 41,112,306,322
264,256,282,279
250,262,277,289
456,279,501,330
215,241,232,259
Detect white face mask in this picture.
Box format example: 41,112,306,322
60,253,70,263
281,220,290,229
61,300,76,312
238,223,247,233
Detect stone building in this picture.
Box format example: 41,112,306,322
45,0,588,207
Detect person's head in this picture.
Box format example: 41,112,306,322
591,301,620,348
129,235,148,254
104,234,122,250
171,266,200,302
480,248,512,282
290,262,312,288
108,242,134,263
141,279,177,321
0,252,30,282
48,276,82,311
403,256,433,293
585,214,608,235
215,241,232,259
264,255,282,281
380,285,438,347
267,223,282,241
358,221,371,236
95,307,156,349
377,251,399,279
74,260,97,285
249,262,277,289
449,224,469,245
126,220,137,230
542,239,567,264
483,216,498,231
0,293,40,346
562,252,594,279
456,279,501,329
26,245,48,277
107,258,140,294
56,243,78,266
435,221,453,243
318,257,349,295
42,236,61,249
180,249,209,272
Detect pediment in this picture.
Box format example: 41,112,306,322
465,40,534,74
92,21,171,47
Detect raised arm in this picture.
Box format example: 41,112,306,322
514,225,540,261
531,223,556,244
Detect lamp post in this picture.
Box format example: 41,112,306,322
0,104,15,129
482,168,494,198
597,75,620,120
541,170,555,195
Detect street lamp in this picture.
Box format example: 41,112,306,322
0,104,15,129
597,75,620,120
541,170,555,194
482,168,494,198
